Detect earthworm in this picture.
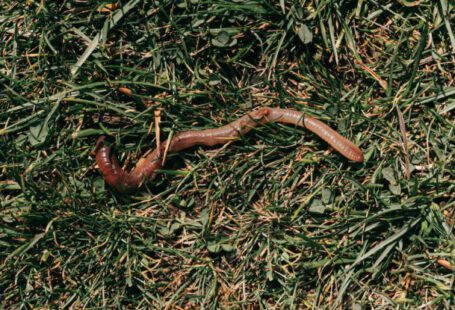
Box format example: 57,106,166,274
95,107,363,192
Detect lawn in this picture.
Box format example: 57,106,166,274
1,0,454,308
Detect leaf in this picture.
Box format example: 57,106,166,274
389,183,402,195
321,188,332,204
159,222,181,236
192,19,205,28
207,242,221,253
40,249,50,263
176,2,187,8
221,244,235,252
267,259,273,281
159,226,170,235
211,31,230,47
199,209,210,225
178,199,187,208
309,199,325,214
280,0,285,13
72,128,104,139
15,134,28,147
126,275,133,287
295,23,313,44
397,0,420,7
440,99,455,114
28,123,48,146
228,38,238,47
170,222,181,234
208,74,221,86
0,180,21,191
382,167,397,185
93,178,105,191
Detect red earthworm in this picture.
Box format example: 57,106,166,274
95,107,363,192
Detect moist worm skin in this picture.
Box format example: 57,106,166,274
96,108,363,192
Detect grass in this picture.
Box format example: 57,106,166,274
1,0,454,308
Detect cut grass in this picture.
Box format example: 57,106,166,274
1,0,454,308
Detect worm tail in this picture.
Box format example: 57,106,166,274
303,117,364,162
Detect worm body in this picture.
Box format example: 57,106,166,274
96,108,363,192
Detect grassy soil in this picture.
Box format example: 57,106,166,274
1,1,454,308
